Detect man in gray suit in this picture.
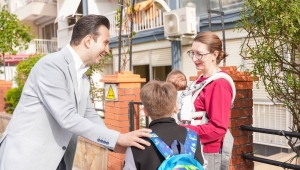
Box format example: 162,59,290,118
0,15,151,170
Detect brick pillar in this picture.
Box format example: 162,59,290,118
190,66,254,170
0,80,12,113
100,71,146,170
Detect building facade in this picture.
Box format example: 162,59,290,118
1,0,58,82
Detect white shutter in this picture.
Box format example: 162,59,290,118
219,39,243,67
253,103,289,147
112,50,150,71
151,48,171,66
132,50,150,65
181,45,198,84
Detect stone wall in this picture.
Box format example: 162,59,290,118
73,137,108,170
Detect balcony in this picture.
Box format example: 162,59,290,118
5,38,58,64
105,2,164,38
25,38,58,54
7,0,57,21
1,38,57,82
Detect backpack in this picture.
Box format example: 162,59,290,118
149,128,204,170
178,72,236,170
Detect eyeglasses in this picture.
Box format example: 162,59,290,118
187,50,211,60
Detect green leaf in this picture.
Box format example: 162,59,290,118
0,5,32,61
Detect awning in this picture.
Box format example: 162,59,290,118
55,0,81,23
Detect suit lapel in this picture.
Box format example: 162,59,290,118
82,74,90,99
68,63,80,106
61,47,80,111
78,74,89,116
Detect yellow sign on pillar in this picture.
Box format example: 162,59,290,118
105,84,118,101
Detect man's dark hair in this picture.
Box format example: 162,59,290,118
70,15,110,46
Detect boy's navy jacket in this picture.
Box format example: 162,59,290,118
123,118,206,170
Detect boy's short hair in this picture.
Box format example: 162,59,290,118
166,69,187,91
140,80,177,120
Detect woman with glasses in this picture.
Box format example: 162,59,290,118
184,31,234,170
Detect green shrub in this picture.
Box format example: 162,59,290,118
5,54,43,114
5,86,23,114
15,54,43,87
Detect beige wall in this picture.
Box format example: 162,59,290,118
23,21,39,38
0,0,6,10
89,0,118,15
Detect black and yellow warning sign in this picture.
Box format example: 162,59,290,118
105,84,118,101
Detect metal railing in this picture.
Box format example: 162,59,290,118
1,39,57,81
128,101,149,131
8,0,56,13
19,39,58,54
241,125,300,169
104,7,164,38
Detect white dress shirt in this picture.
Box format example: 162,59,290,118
66,44,89,101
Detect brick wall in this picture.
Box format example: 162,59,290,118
228,67,254,170
0,80,12,112
100,71,146,170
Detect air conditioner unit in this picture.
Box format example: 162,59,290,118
163,6,197,38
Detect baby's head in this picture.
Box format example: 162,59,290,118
166,69,187,91
140,80,177,120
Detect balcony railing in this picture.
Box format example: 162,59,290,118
105,6,164,38
21,39,58,54
8,0,56,13
1,38,57,82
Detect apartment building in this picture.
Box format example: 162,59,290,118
0,0,5,8
5,0,293,156
1,0,58,83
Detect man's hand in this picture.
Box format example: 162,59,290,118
116,128,152,150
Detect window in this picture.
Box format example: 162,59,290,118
41,23,58,39
152,66,171,81
133,65,150,87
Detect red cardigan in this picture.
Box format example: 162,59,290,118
185,75,233,153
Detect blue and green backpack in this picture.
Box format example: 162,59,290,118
149,128,204,170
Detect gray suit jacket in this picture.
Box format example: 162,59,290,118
0,47,120,170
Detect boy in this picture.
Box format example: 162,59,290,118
166,69,194,124
123,80,206,170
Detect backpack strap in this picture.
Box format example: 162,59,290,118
183,128,198,158
178,72,236,123
189,72,236,108
149,132,173,160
